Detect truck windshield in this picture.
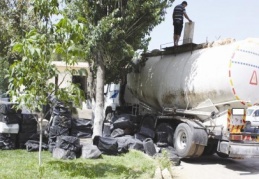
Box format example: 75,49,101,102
246,109,254,116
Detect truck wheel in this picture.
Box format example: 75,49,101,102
193,145,205,157
156,123,175,146
173,123,196,158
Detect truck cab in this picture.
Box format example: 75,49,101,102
246,105,259,128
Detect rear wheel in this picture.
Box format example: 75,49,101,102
173,123,197,158
194,145,205,157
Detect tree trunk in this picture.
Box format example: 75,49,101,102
93,51,105,137
38,113,43,166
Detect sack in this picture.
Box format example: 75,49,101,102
19,123,37,133
143,138,156,156
52,115,71,128
25,140,48,152
0,113,22,124
138,115,157,139
55,136,81,152
22,114,38,125
93,136,118,155
48,126,69,140
0,133,17,150
52,147,76,160
18,132,39,148
81,144,102,159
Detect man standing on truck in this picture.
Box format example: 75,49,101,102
173,1,192,46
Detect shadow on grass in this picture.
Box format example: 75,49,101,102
47,160,143,178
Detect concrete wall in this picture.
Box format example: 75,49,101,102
49,61,89,89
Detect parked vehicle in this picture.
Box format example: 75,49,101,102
105,38,259,158
246,105,259,128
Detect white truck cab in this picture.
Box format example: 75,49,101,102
246,105,259,127
104,83,120,113
103,83,139,120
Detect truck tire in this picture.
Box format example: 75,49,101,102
156,123,174,146
193,145,205,157
173,123,197,158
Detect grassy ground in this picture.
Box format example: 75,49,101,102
0,149,163,179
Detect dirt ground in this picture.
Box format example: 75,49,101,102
172,154,259,179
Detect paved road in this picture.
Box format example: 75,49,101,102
172,155,259,179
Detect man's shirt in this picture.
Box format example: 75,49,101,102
173,4,186,23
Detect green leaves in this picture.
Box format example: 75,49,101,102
54,17,87,65
65,0,175,82
7,1,88,113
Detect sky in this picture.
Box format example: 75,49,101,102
148,0,259,50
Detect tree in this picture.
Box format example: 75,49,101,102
65,0,175,137
6,0,86,166
0,0,39,92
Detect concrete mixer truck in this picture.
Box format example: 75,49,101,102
104,38,259,158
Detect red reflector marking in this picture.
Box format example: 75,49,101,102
230,135,243,140
232,88,236,95
243,135,252,141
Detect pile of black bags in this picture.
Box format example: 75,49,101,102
0,102,21,149
48,102,71,152
19,114,38,148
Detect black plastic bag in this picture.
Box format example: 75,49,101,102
48,126,69,140
111,128,125,138
138,115,157,139
52,147,76,160
72,118,92,128
111,114,137,132
0,133,17,150
18,132,39,148
21,114,38,125
143,138,156,156
55,136,81,152
81,144,102,159
25,140,48,152
71,118,93,138
52,103,71,116
52,115,72,128
103,122,111,137
19,123,37,133
0,113,22,124
93,136,118,155
134,133,149,142
116,136,144,153
71,130,92,138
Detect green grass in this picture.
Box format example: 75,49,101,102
0,149,159,179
